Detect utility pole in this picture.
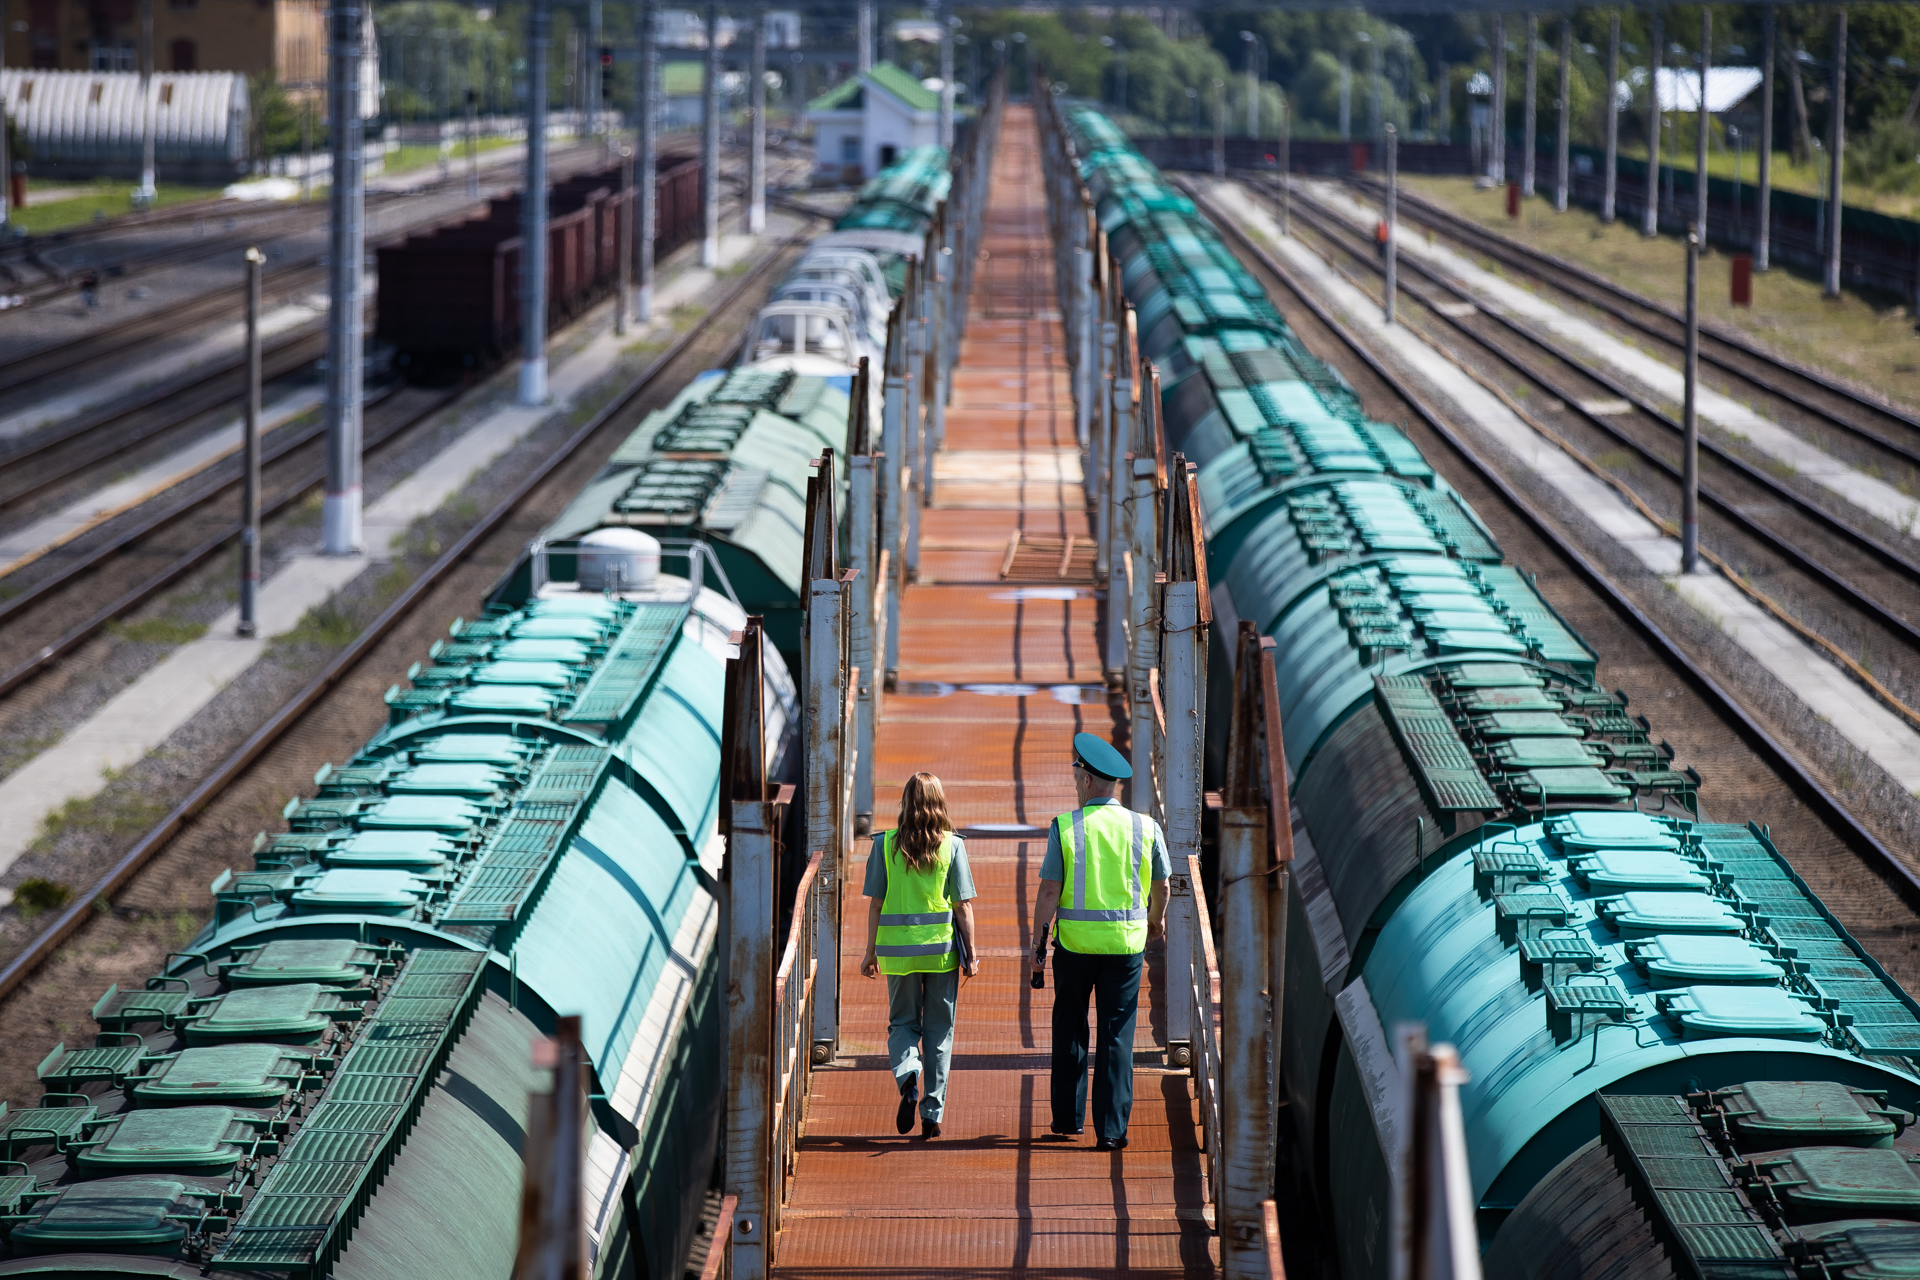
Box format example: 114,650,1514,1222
1490,14,1505,184
238,247,264,637
1602,11,1619,222
465,87,479,196
588,0,601,144
136,0,155,206
1757,6,1774,270
1369,34,1382,141
1824,8,1845,298
1522,13,1537,197
617,145,633,334
1697,7,1711,244
1339,46,1351,141
1555,17,1571,211
1644,10,1662,237
857,2,873,75
637,0,656,319
938,8,954,149
1384,123,1398,325
0,0,9,230
1241,30,1260,139
323,0,365,553
1213,77,1225,177
1278,92,1290,235
700,1,719,267
1682,226,1700,573
749,3,766,233
520,0,550,405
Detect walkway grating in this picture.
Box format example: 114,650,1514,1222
769,105,1218,1279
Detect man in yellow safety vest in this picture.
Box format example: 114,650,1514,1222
1029,733,1170,1150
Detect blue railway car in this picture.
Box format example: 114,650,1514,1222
1059,104,1920,1280
0,549,796,1278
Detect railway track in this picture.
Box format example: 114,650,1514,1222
1184,178,1920,975
1270,183,1920,730
1338,175,1920,483
0,233,799,1001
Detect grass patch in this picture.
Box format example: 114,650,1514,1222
382,135,518,177
13,878,73,918
1592,450,1635,470
8,180,221,236
274,602,360,650
35,787,168,847
107,616,209,646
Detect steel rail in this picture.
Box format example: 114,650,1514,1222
0,237,800,1004
0,385,425,699
1339,174,1920,453
1280,191,1920,656
1186,179,1920,912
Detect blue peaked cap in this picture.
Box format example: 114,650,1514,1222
1073,732,1132,781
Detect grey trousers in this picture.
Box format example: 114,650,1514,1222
886,968,959,1122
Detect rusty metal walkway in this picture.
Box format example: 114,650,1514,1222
770,105,1219,1279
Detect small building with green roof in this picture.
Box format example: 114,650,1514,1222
806,60,939,186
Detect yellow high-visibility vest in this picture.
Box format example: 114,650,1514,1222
1052,805,1152,954
875,831,957,975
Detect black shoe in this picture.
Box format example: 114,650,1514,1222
1094,1136,1129,1151
922,1117,941,1140
896,1072,919,1135
1046,1124,1083,1140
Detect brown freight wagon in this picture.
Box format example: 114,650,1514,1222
377,153,701,378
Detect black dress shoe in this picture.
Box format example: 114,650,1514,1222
1094,1136,1129,1151
896,1071,919,1135
1042,1128,1082,1141
922,1117,942,1139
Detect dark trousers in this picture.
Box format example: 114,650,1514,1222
1048,946,1143,1141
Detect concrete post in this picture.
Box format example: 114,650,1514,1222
1219,804,1272,1278
1162,565,1203,1059
1697,8,1711,242
136,0,155,205
903,275,924,580
1212,78,1226,177
1490,14,1505,184
1126,447,1157,794
1384,123,1398,326
701,1,721,267
617,146,633,335
238,247,264,637
1824,9,1846,298
939,7,955,148
520,0,551,405
1278,95,1290,235
1104,317,1132,685
1602,12,1619,223
1757,7,1774,271
1555,18,1571,212
749,4,766,234
637,0,657,319
1521,13,1537,198
1075,236,1093,448
1092,295,1116,581
0,0,9,231
806,572,846,1060
723,794,774,1280
587,0,602,143
881,314,906,682
857,2,873,75
850,455,877,828
1682,227,1700,572
1645,11,1663,237
323,0,366,552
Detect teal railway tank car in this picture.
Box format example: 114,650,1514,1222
1057,105,1920,1280
0,551,796,1278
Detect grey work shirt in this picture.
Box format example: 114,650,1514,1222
1040,798,1173,884
863,832,978,902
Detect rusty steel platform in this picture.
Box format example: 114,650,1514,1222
771,106,1218,1279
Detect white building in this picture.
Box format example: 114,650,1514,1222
806,61,938,186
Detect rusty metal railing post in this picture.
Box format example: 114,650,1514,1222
848,362,879,833
1162,454,1209,1063
803,457,846,1063
1390,1030,1482,1280
903,260,925,581
1102,297,1132,686
511,1016,588,1280
880,306,906,686
1125,362,1161,794
1220,798,1272,1275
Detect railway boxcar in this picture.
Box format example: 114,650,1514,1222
1053,102,1920,1280
0,541,796,1279
376,154,701,378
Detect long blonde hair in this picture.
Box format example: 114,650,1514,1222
893,772,953,870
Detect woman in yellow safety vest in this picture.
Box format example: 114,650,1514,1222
860,771,979,1140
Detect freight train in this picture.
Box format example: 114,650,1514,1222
1055,102,1920,1280
0,147,952,1280
376,152,704,378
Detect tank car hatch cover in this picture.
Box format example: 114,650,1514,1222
291,868,432,916
514,614,612,642
92,983,193,1031
388,762,519,795
1446,662,1545,689
221,939,393,986
1432,629,1529,656
359,794,494,832
1714,1080,1910,1148
528,594,626,620
1659,985,1828,1040
1494,887,1573,943
324,829,457,871
132,1045,321,1112
471,660,575,688
1474,710,1584,738
5,1178,227,1254
1490,737,1603,769
1458,685,1562,714
72,1106,277,1177
1753,1147,1920,1220
492,639,591,665
1574,851,1714,893
1510,766,1634,804
1803,1224,1920,1278
450,684,563,716
1600,892,1745,937
182,982,368,1046
1549,810,1683,851
1631,936,1787,987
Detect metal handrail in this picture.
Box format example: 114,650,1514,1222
699,1194,739,1280
1182,853,1224,1228
767,849,826,1258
